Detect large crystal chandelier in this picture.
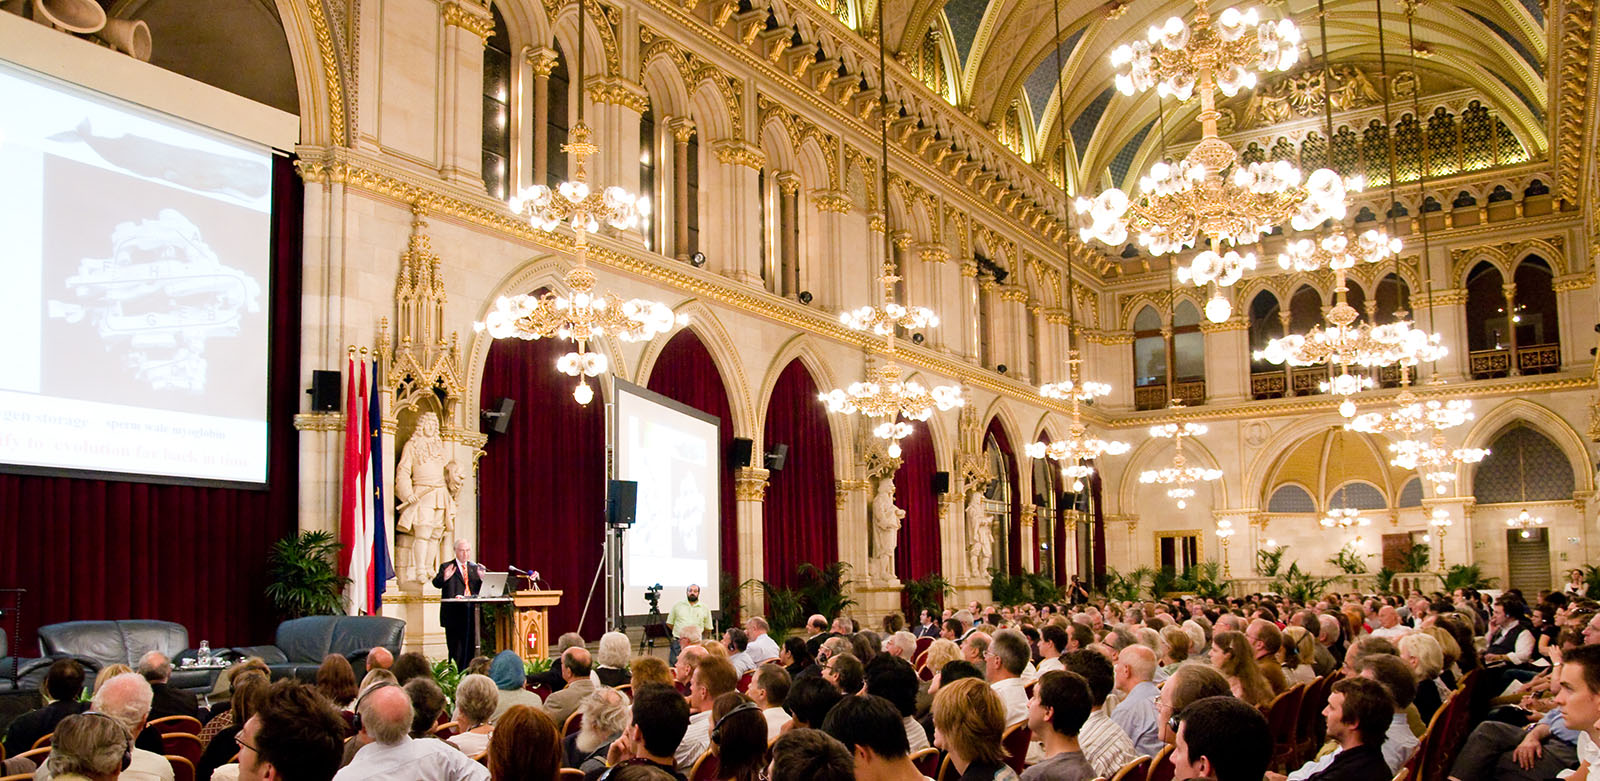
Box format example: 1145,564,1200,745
818,0,961,457
1139,412,1222,508
1027,0,1129,493
474,0,669,405
1506,509,1545,537
1319,507,1370,529
1388,430,1487,495
1078,0,1357,258
1346,381,1476,436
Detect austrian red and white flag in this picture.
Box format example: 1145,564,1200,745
339,357,372,614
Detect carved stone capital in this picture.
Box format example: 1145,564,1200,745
440,0,494,41
775,171,802,195
525,47,560,76
667,116,697,143
811,190,852,213
713,139,767,169
586,76,650,112
734,467,771,501
917,244,949,263
998,284,1029,303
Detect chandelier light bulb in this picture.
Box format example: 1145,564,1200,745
1205,294,1232,323
573,380,593,405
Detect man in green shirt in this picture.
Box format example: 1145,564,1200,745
667,584,713,664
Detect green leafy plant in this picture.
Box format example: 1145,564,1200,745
1256,546,1287,577
904,573,955,615
431,657,463,708
1104,566,1150,602
1582,565,1600,600
796,562,856,620
1149,568,1180,600
477,602,512,654
524,657,552,677
264,531,349,619
1375,567,1396,595
1442,563,1497,591
742,578,805,637
1328,543,1369,575
1400,543,1431,573
1187,561,1230,601
1273,562,1339,604
989,570,1026,605
717,571,742,632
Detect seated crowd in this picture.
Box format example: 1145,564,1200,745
6,585,1600,781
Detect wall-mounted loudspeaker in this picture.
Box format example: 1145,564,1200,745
765,443,789,472
307,370,341,412
482,398,516,434
607,479,638,527
731,437,754,467
932,471,951,495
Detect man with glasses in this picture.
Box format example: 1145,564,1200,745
985,629,1030,727
236,680,347,781
822,653,864,695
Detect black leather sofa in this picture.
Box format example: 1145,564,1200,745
233,616,405,681
35,620,213,691
0,627,56,692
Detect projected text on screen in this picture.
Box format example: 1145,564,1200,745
0,59,273,485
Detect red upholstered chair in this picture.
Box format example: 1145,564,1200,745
909,748,941,778
913,650,929,670
688,750,720,781
1000,722,1031,774
530,684,553,700
1263,683,1304,773
918,665,934,682
0,774,32,781
30,734,51,751
1146,744,1176,781
559,769,586,781
936,754,958,781
165,754,196,781
737,672,754,692
563,712,583,738
915,637,933,655
430,720,459,740
1109,755,1151,781
161,733,204,769
11,747,50,766
148,716,204,737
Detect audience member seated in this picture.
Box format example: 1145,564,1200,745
823,653,865,695
483,704,560,781
592,685,691,781
197,670,268,781
405,678,448,738
465,657,493,677
985,630,1029,727
782,638,818,680
333,682,488,780
884,632,917,664
391,653,433,685
1109,645,1161,756
1058,650,1135,778
1210,630,1273,707
786,675,846,731
315,654,359,711
862,656,927,753
140,651,202,721
530,634,587,694
1157,627,1189,678
1442,643,1600,781
200,669,269,750
486,650,540,723
724,629,756,677
769,728,854,781
234,680,348,781
1268,677,1393,781
631,655,675,690
960,634,989,667
820,694,923,781
1552,644,1600,778
544,648,598,726
709,693,766,781
563,686,630,774
1156,664,1230,745
921,641,961,688
3,658,88,756
96,664,135,695
1280,627,1318,687
749,663,793,741
1170,696,1271,781
593,632,633,688
676,656,738,771
365,648,393,674
1355,654,1420,772
91,671,176,781
447,674,499,757
674,646,710,691
744,618,781,666
45,712,136,781
931,678,1016,781
1021,671,1094,781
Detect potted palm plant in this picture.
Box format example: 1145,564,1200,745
264,530,349,619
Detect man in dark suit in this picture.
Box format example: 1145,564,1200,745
432,538,483,670
138,651,201,721
2,659,87,756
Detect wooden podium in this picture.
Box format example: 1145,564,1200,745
510,589,563,662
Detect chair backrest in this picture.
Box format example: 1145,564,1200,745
1146,744,1176,781
688,750,721,781
148,715,205,737
12,747,50,766
430,720,460,740
909,747,941,778
165,754,196,781
1391,767,1410,781
275,616,406,664
936,753,958,781
1265,684,1303,744
737,672,754,692
559,769,587,781
1109,755,1151,781
1000,722,1031,775
31,733,52,751
918,664,934,682
0,774,33,781
161,732,204,767
563,711,583,738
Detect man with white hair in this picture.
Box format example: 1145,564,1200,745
334,683,489,780
564,687,632,774
137,651,200,721
44,712,133,781
1370,606,1411,641
92,672,174,781
1111,646,1163,756
744,617,781,665
884,631,918,661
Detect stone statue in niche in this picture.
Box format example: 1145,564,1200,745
395,412,463,583
965,491,993,575
870,477,905,581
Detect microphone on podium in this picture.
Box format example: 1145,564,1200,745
509,565,544,586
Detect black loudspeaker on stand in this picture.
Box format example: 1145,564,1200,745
307,370,341,411
607,480,637,527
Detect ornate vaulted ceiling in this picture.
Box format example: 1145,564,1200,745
863,0,1548,197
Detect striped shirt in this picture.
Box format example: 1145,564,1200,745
1078,710,1138,778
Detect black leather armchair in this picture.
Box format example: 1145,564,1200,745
34,620,214,691
0,627,55,692
233,616,405,682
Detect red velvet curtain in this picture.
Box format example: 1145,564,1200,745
894,419,939,614
645,330,739,588
1037,432,1064,580
0,154,303,650
761,360,836,591
984,419,1021,574
478,336,606,639
1090,469,1107,588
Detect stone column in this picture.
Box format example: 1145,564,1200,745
1043,308,1071,383
995,285,1028,377
1502,281,1520,370
711,140,766,285
1085,331,1135,410
734,467,770,611
806,191,852,311
1019,506,1037,573
777,173,802,297
959,259,981,363
914,244,950,349
1202,317,1250,403
528,48,558,187
1421,288,1469,382
667,116,697,262
588,77,648,193
1554,273,1597,370
439,2,493,185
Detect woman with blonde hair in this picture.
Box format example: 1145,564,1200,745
931,678,1017,781
1399,633,1450,723
487,705,561,781
449,673,499,756
1159,625,1191,676
922,639,963,690
92,664,133,693
1209,630,1272,707
1279,626,1317,686
630,655,674,690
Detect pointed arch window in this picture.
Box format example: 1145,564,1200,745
481,5,512,200
1287,285,1326,396
639,105,657,252
1133,306,1166,410
1513,256,1559,373
1249,291,1286,399
545,41,570,187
